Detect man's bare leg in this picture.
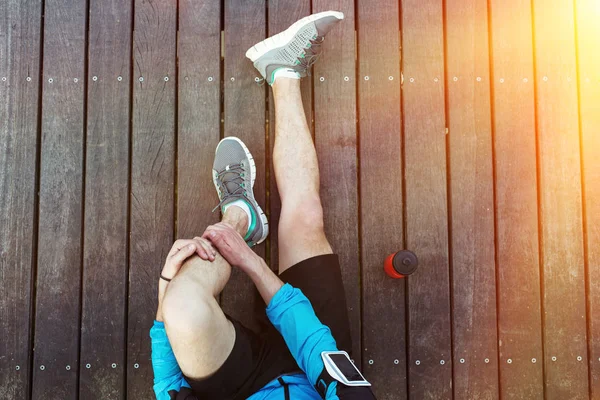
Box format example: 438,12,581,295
272,77,332,273
161,206,248,379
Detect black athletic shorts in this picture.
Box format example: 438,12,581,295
184,254,352,400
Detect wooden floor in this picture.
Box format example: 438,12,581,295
1,0,599,399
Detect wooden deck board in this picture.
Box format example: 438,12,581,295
532,0,589,397
32,0,87,397
79,0,132,398
127,0,176,396
1,1,599,398
445,0,499,398
576,1,600,397
0,0,42,398
356,0,406,398
401,0,452,397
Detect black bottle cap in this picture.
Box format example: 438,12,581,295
392,250,419,276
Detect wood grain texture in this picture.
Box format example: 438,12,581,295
576,1,600,397
31,0,86,398
445,0,498,398
128,0,176,396
532,1,589,398
79,0,131,398
177,0,221,239
220,0,266,330
0,0,42,398
267,0,313,273
489,0,544,397
401,0,451,397
356,0,405,398
312,0,360,363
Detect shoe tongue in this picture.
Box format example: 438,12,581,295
221,168,243,194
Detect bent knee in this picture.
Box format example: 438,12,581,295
162,280,217,333
280,197,325,234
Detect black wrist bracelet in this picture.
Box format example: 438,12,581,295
160,274,172,282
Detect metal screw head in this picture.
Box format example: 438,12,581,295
344,76,350,81
532,358,536,363
453,76,458,82
476,77,482,82
409,78,415,83
230,77,235,81
164,76,169,82
134,363,140,369
552,356,557,361
434,77,439,82
92,76,98,82
484,358,490,364
48,78,53,83
507,359,512,364
1,77,6,82
440,360,445,365
415,360,421,365
112,363,117,368
499,78,504,83
543,76,548,81
15,365,20,371
389,76,394,81
139,77,144,82
319,77,325,82
86,363,91,369
66,365,71,370
74,78,78,83
364,76,370,81
523,78,528,83
577,356,583,361
40,365,45,370
394,359,399,364
26,77,32,82
460,358,465,364
368,359,374,365
254,77,260,82
117,76,123,81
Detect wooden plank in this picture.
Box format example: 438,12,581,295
401,0,451,397
177,0,221,239
127,0,176,396
356,0,405,397
489,0,544,397
267,0,313,273
221,0,266,330
532,1,589,398
576,1,600,397
311,0,360,363
0,0,42,398
79,0,132,398
31,0,87,397
445,0,499,398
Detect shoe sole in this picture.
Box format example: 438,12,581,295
213,137,269,245
245,10,344,62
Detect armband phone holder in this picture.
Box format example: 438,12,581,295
321,351,371,387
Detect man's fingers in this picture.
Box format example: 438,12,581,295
169,243,196,267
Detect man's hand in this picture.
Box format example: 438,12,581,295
202,222,263,273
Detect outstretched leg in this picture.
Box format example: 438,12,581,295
272,78,332,273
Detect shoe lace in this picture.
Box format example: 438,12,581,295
254,35,326,86
212,163,246,212
298,35,325,73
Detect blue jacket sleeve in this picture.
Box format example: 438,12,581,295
150,321,191,400
266,284,340,398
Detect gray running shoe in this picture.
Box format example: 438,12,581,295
212,137,268,247
246,11,344,85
